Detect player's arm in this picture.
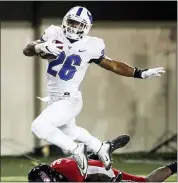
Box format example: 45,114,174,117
99,57,151,79
23,25,62,58
99,57,136,77
23,40,42,57
92,56,165,79
23,39,62,59
90,39,165,79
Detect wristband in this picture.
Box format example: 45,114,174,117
166,161,177,175
133,67,148,79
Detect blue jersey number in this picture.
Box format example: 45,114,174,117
47,52,82,81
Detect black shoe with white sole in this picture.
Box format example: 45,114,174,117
88,135,130,160
111,135,130,152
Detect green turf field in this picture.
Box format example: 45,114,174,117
1,156,177,182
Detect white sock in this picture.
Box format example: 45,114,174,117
75,126,102,153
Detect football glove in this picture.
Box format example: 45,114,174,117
134,67,165,79
35,40,63,56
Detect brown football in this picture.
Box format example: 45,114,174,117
55,40,64,50
40,53,57,60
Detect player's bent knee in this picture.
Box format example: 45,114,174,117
31,119,51,140
31,120,43,139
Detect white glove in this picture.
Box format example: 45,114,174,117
35,40,63,56
141,67,165,79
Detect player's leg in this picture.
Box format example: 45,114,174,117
60,119,112,170
88,135,130,160
31,98,88,175
61,119,102,152
31,99,79,151
145,161,177,182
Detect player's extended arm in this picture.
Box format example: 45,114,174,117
145,161,177,182
98,57,165,79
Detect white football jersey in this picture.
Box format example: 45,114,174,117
40,25,105,97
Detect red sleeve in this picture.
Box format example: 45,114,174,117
51,158,85,182
112,168,146,182
88,159,105,167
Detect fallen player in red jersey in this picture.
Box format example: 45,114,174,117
50,157,147,182
28,136,177,182
28,157,177,182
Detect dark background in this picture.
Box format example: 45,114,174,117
1,1,177,21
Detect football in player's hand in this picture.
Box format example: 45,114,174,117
54,40,63,50
39,40,63,60
39,53,57,60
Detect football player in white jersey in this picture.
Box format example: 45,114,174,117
23,6,165,176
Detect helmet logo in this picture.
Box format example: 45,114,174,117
76,7,83,16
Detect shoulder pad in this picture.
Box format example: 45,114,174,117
86,36,105,59
87,36,104,47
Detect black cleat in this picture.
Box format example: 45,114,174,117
111,135,130,152
88,135,130,160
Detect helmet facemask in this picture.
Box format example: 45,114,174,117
62,14,92,40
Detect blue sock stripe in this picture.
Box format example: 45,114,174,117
76,7,83,16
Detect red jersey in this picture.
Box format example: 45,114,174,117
51,158,85,182
51,158,146,182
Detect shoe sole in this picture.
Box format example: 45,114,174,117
111,135,130,152
87,135,130,160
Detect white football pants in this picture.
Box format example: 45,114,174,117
31,92,102,153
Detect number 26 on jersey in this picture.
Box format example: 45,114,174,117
47,51,82,81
